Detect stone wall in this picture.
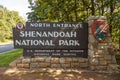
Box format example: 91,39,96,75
15,57,88,69
12,16,118,71
88,16,117,71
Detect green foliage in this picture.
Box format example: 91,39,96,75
0,49,22,67
27,0,88,22
0,5,25,42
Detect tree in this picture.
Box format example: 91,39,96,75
0,5,25,42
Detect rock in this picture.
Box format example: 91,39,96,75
79,58,86,63
90,66,96,70
89,35,96,43
30,63,38,68
88,16,96,20
17,63,29,68
88,20,94,26
31,57,45,62
17,63,23,68
80,63,88,68
16,59,22,64
96,50,103,55
96,66,107,70
39,62,50,68
71,63,80,68
51,58,59,63
22,58,31,63
99,16,107,20
91,58,99,65
45,57,51,62
88,50,95,57
95,16,100,20
60,58,65,63
51,64,61,68
65,58,72,62
61,64,70,68
99,60,107,65
108,64,118,70
72,58,78,62
104,55,112,60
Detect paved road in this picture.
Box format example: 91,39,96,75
0,42,14,54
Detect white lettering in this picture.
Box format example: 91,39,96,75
59,40,80,46
15,40,55,46
20,31,24,37
30,23,50,27
19,31,77,38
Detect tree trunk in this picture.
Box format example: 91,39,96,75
74,0,78,21
109,1,114,35
101,1,104,15
91,0,95,15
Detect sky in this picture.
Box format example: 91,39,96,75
0,0,31,20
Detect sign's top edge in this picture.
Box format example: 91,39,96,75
26,22,88,23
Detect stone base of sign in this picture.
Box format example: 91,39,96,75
9,16,119,72
10,56,118,72
88,16,118,71
13,57,88,69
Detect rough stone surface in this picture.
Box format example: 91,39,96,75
17,63,29,68
22,58,31,63
30,63,38,68
65,58,72,62
88,16,117,71
61,64,71,68
111,56,117,63
16,59,22,64
71,63,80,68
96,50,103,55
89,35,96,43
72,58,78,62
31,57,45,62
51,58,59,63
99,58,105,61
45,58,51,62
95,54,104,58
90,66,95,70
51,64,61,68
99,60,107,65
96,66,107,70
60,58,66,63
79,58,86,63
80,63,89,68
104,55,112,60
39,63,50,68
108,64,118,70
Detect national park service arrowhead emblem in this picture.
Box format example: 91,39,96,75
90,20,109,42
16,22,25,30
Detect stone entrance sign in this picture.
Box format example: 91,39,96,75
13,22,88,57
11,16,117,71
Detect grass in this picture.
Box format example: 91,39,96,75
0,49,22,67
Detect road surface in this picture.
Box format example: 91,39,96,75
0,42,14,54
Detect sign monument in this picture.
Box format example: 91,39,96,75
13,22,88,58
12,16,117,71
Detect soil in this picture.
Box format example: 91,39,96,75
0,67,120,80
